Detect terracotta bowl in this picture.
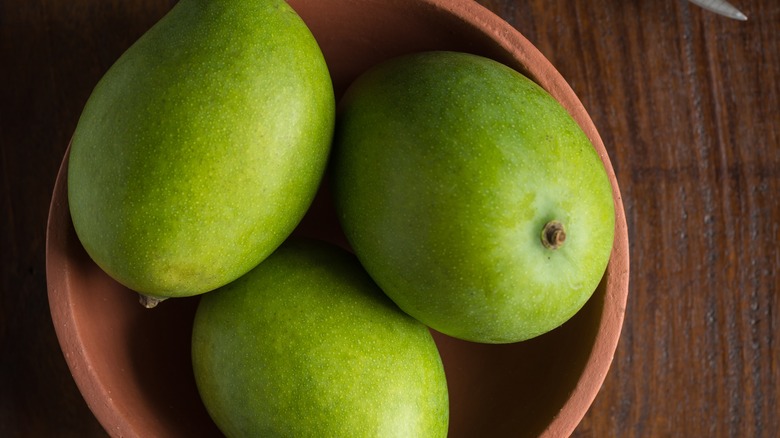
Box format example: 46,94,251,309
46,0,630,436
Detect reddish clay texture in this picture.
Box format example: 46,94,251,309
46,1,629,437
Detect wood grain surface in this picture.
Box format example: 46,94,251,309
1,0,777,436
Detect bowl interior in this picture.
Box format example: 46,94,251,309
46,1,629,437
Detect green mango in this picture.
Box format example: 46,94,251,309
332,51,615,344
67,0,335,301
192,239,449,437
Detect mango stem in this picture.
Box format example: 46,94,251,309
138,294,167,309
541,220,566,250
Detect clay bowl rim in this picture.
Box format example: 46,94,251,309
46,0,630,436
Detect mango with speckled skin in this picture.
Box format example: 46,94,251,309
67,0,334,300
332,51,615,344
192,239,449,437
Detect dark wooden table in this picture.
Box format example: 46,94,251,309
1,0,777,436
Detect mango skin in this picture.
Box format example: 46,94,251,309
332,51,615,344
67,0,335,298
191,239,449,438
